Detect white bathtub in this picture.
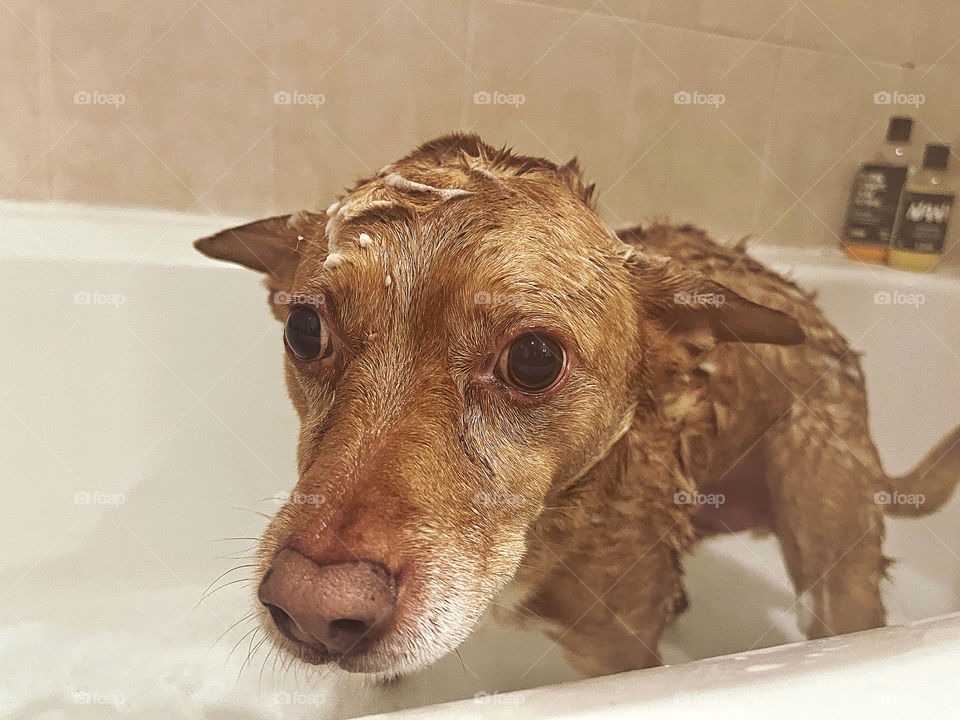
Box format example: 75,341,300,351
1,202,958,719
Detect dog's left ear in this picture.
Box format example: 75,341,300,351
630,253,805,353
194,210,324,287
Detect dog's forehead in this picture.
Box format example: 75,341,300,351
289,163,632,353
304,176,562,279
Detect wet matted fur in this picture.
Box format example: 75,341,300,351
195,133,960,678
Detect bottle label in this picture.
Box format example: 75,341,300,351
892,191,954,253
844,164,909,245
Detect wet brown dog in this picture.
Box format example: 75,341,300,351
196,133,960,679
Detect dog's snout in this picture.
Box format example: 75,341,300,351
258,548,397,656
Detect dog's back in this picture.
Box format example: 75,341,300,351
617,222,870,496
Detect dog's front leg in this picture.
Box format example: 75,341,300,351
520,535,687,677
518,452,693,681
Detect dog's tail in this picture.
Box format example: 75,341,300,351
882,425,960,517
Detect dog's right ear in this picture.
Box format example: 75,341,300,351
627,250,805,354
193,210,324,287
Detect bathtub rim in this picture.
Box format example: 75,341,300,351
4,200,960,286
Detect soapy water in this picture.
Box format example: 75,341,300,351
2,520,954,719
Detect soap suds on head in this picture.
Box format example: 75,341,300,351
470,165,504,184
325,192,396,251
334,197,398,225
384,173,472,200
326,219,339,253
384,274,392,287
336,202,354,218
358,233,373,248
323,252,345,270
287,209,315,230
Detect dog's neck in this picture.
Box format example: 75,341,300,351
544,405,638,502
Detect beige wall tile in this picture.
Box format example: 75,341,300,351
464,0,636,220
267,0,471,213
0,1,51,201
505,0,704,30
768,1,916,67
46,119,200,211
44,0,198,79
753,47,907,249
604,24,780,239
909,3,960,67
3,0,959,266
500,0,598,15
44,1,275,214
911,65,960,151
513,0,945,68
504,0,797,42
695,0,795,40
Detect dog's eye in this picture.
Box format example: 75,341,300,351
497,333,566,392
284,305,333,361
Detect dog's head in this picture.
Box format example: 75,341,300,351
195,133,802,676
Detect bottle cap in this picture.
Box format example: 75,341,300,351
922,144,950,171
886,116,913,143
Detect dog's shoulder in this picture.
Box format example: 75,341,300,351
618,223,850,360
616,222,797,290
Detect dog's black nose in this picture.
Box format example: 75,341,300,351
258,549,397,655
